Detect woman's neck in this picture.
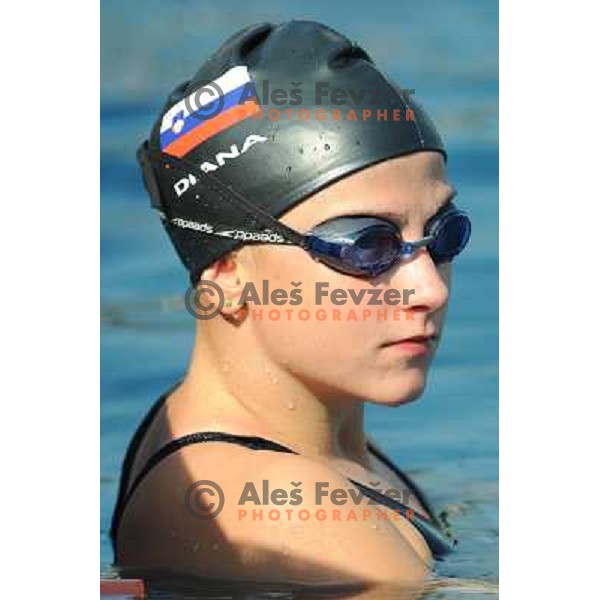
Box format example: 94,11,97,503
181,322,371,466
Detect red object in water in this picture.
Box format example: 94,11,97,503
100,578,145,598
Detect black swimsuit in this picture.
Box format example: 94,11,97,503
110,380,456,560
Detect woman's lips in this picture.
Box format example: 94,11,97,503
381,334,437,357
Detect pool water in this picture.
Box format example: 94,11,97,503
101,1,498,597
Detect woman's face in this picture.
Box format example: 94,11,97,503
238,151,455,406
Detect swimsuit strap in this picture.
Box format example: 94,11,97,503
346,478,456,560
365,441,442,530
110,382,456,559
122,430,299,523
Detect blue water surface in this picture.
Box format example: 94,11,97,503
101,1,498,597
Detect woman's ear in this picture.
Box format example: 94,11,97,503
200,251,246,316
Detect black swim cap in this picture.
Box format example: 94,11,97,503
138,20,446,286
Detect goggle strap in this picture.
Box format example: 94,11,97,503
144,145,307,248
167,216,297,245
137,141,165,213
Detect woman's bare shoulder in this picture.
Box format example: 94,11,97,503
119,441,431,586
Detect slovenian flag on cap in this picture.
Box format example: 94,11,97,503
159,66,261,158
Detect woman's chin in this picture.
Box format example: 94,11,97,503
367,371,428,407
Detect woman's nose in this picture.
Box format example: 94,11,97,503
388,249,450,315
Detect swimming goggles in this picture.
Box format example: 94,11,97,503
141,144,471,278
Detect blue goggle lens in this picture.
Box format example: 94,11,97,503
347,225,399,270
425,210,471,264
308,206,471,276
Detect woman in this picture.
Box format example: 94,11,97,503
111,20,470,589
